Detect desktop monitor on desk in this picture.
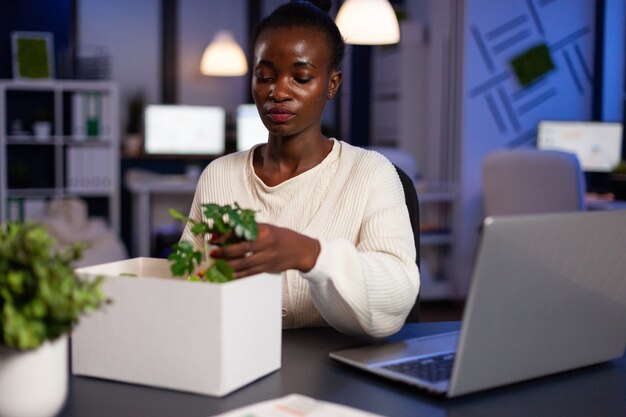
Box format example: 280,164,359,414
144,105,226,156
537,120,623,173
236,104,268,151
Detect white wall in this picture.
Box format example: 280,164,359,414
177,0,249,111
78,0,161,134
79,0,346,138
79,0,251,126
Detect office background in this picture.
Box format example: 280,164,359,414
0,0,624,302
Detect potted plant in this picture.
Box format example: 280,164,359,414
0,222,107,417
32,108,53,142
168,203,258,282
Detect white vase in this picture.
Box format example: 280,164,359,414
0,336,68,417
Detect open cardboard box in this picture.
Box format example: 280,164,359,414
71,257,282,397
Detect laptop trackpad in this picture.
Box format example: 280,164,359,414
330,331,460,366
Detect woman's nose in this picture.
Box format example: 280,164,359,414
269,77,291,101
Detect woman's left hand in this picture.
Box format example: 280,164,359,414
210,223,320,278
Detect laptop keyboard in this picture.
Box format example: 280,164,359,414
382,352,455,383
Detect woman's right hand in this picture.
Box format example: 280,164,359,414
210,223,321,278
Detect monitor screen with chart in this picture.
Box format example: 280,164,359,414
537,120,623,173
144,105,226,156
236,104,268,152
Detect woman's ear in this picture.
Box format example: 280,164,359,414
327,70,342,99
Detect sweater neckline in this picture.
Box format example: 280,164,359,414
246,138,340,190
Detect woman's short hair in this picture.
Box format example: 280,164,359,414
253,0,346,71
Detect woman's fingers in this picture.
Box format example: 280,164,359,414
209,223,320,276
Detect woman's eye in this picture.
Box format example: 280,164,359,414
295,77,311,84
255,73,273,82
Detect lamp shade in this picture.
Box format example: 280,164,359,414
200,30,248,76
335,0,400,45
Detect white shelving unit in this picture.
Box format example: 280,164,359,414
415,181,457,300
0,79,120,233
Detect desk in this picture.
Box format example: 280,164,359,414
125,170,197,257
59,322,626,417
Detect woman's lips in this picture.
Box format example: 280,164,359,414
267,109,295,123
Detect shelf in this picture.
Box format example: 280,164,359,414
1,79,116,92
8,136,115,145
421,232,452,246
1,80,120,232
63,137,114,146
415,181,456,203
7,188,62,197
7,135,56,144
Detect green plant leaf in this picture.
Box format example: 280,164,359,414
0,222,107,350
168,208,188,222
167,203,257,285
203,259,235,283
168,240,202,277
191,223,211,235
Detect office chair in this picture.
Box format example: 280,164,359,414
394,165,421,323
371,147,420,182
482,149,587,217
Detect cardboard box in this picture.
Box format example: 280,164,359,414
72,257,282,397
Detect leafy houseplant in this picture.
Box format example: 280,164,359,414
0,222,107,417
0,222,106,350
168,203,258,282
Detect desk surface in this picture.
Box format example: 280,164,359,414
59,322,625,417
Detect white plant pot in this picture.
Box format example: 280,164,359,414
32,121,52,142
0,336,68,417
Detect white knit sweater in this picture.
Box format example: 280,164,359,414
181,139,420,337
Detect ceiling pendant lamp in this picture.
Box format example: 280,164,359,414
335,0,400,45
200,30,248,77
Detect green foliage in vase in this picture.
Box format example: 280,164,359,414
0,222,107,350
168,203,258,283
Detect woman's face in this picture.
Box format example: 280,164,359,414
252,26,342,140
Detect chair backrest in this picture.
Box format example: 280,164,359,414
482,149,587,217
371,147,420,182
394,165,420,323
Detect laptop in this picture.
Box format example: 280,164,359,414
330,211,626,397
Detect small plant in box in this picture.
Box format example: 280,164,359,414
168,203,257,282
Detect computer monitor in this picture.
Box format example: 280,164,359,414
236,104,268,152
144,105,226,156
537,120,623,173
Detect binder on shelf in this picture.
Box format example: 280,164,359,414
100,94,112,138
66,147,114,193
85,92,101,137
7,197,25,222
71,92,111,141
71,93,87,141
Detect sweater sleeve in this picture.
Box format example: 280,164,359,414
301,162,420,338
